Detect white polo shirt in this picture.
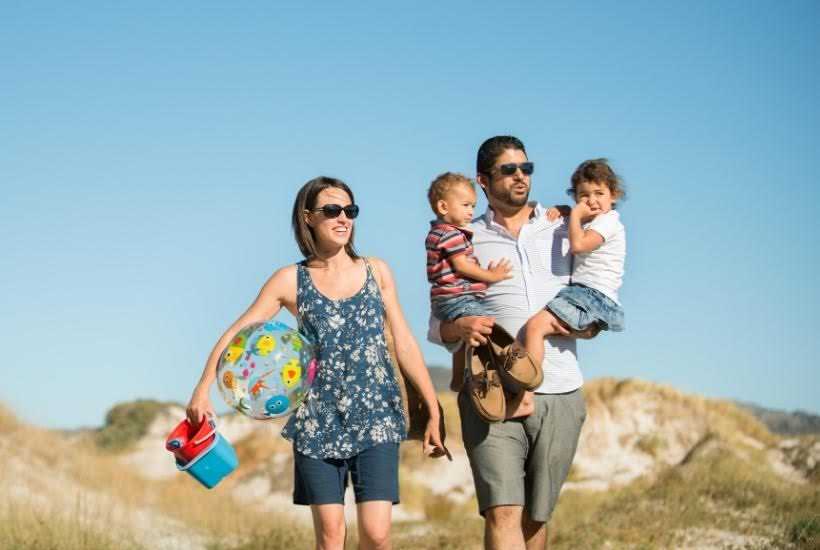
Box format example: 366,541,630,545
428,202,583,394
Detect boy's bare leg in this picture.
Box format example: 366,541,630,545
505,390,535,419
450,345,466,392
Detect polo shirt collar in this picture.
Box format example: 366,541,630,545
482,201,544,230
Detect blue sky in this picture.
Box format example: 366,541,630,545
2,2,818,428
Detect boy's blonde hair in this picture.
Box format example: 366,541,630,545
427,172,474,215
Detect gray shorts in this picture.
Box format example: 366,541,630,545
458,389,586,522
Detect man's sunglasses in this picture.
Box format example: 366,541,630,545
308,204,360,219
495,162,534,176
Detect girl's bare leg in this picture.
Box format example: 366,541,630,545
523,309,562,367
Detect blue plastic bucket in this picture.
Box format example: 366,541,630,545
176,433,238,489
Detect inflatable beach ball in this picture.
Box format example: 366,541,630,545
216,320,317,420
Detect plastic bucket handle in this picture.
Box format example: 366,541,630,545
191,418,217,446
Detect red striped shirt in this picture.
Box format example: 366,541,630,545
425,222,488,298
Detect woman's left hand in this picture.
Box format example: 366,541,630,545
422,416,448,460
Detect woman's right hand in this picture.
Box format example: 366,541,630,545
186,388,215,427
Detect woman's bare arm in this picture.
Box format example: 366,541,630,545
370,257,444,456
186,265,297,425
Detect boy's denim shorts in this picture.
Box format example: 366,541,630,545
293,443,399,505
547,284,625,332
431,293,485,322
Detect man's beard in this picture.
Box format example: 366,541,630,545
488,181,530,208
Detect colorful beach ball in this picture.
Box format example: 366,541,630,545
216,320,317,420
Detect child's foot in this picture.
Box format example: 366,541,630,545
505,391,535,419
572,323,601,340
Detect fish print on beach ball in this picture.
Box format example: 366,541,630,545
216,320,318,420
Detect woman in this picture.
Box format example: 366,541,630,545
187,176,443,550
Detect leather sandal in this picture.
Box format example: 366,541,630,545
465,344,506,423
486,324,542,392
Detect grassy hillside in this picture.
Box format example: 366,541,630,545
2,379,819,549
0,403,311,550
95,398,183,451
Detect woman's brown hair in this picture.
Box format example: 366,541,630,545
291,176,359,261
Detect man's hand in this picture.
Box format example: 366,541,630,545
546,205,572,222
453,316,495,347
486,258,513,282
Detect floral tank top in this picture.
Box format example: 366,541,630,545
281,259,406,459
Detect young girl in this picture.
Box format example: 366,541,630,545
187,176,444,550
525,158,626,367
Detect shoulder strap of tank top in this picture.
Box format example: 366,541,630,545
362,257,382,294
294,261,308,333
362,256,373,276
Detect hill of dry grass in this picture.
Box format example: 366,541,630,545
2,379,818,549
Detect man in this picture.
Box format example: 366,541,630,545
429,136,590,550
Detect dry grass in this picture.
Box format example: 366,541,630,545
635,433,666,457
548,444,820,549
2,377,816,549
397,470,477,521
0,421,146,549
0,402,17,432
0,405,302,549
584,377,777,446
0,497,144,550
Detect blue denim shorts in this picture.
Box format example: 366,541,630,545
431,293,485,322
547,284,625,332
293,443,400,505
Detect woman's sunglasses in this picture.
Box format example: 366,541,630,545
309,204,360,219
496,162,534,176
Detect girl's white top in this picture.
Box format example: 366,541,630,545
571,210,626,304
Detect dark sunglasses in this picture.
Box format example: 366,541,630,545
496,162,534,176
309,204,360,219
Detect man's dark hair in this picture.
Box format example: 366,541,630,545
476,136,527,176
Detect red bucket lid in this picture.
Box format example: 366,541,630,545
165,418,216,463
